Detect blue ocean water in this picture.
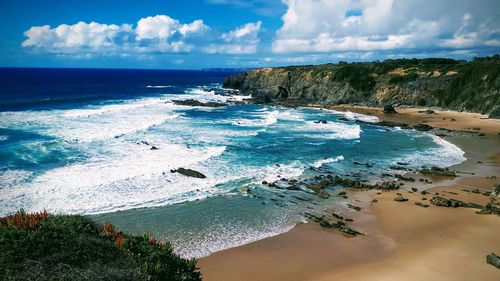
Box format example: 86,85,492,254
0,68,465,257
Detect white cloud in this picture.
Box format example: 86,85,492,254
205,21,262,54
22,22,132,52
135,15,180,40
273,0,500,53
22,15,262,56
22,15,212,55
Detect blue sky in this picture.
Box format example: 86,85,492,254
0,0,499,69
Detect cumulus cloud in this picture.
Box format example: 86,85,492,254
21,15,239,55
22,22,132,52
273,0,500,54
205,21,262,54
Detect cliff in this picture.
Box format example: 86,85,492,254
224,55,500,117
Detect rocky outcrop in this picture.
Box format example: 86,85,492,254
304,212,363,236
486,253,500,269
223,56,500,115
420,167,457,177
171,168,206,179
172,99,227,107
430,196,482,209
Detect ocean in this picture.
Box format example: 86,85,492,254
0,68,466,257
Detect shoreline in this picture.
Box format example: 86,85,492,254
198,105,500,281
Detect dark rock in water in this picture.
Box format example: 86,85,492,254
314,120,328,124
421,166,457,177
347,204,361,211
430,196,482,209
172,99,227,107
383,104,397,114
411,187,418,192
261,181,268,185
304,213,363,236
394,195,408,202
486,253,500,269
339,117,349,121
337,191,347,196
413,123,433,131
395,174,415,182
172,168,206,179
150,146,159,150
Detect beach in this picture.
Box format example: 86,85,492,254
199,106,500,281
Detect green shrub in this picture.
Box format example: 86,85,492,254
0,211,201,281
332,64,375,92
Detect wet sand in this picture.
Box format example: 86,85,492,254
199,106,500,281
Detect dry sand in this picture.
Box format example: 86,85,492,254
199,106,500,281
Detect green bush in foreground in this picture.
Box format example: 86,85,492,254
0,210,201,281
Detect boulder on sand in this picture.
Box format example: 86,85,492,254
383,104,397,114
486,253,500,269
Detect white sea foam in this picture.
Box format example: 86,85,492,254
180,223,296,258
0,98,179,142
341,111,380,123
0,143,227,216
146,85,173,88
0,135,8,142
312,156,344,168
0,170,32,189
232,110,280,127
298,121,362,140
396,134,466,169
258,162,306,183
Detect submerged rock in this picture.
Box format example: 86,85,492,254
171,168,206,179
172,99,227,107
313,120,328,124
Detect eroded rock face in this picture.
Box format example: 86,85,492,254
223,57,500,115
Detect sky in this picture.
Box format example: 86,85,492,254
0,0,499,69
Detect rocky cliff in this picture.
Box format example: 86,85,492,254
224,56,500,117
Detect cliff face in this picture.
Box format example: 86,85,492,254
224,56,500,116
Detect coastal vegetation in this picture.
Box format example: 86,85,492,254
0,210,201,281
224,55,500,116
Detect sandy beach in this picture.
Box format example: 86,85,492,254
199,106,500,281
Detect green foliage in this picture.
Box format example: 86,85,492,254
332,64,375,92
0,211,201,281
388,72,419,84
